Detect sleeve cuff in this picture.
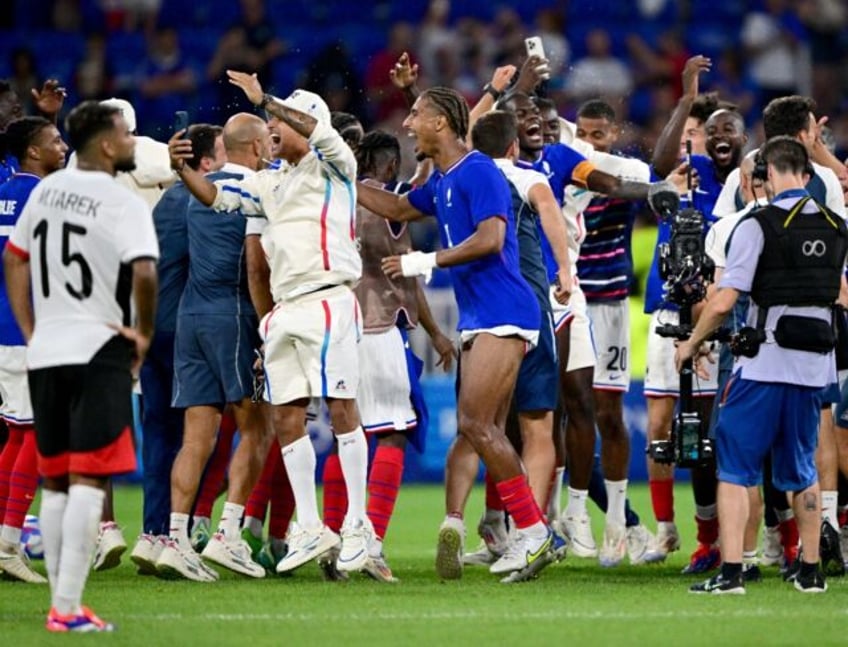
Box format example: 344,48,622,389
4,240,30,261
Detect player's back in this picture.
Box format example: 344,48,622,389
151,181,190,333
0,172,40,346
8,167,157,369
181,165,254,317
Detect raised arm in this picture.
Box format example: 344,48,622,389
652,56,712,177
467,65,516,143
227,70,318,140
389,52,421,107
357,181,425,222
168,131,218,206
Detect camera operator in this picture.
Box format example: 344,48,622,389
676,136,848,595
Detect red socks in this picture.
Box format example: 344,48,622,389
245,440,278,521
367,445,404,540
194,413,237,518
485,472,504,512
0,427,24,519
268,449,295,539
695,515,719,546
322,453,347,534
649,479,675,522
496,475,543,529
1,427,38,528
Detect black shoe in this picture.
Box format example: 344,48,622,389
782,554,801,582
742,564,762,583
820,521,845,577
794,565,827,593
689,572,745,595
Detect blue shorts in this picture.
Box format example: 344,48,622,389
513,310,558,412
715,373,820,492
835,378,848,427
819,382,840,409
172,313,261,408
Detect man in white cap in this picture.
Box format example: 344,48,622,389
168,71,370,577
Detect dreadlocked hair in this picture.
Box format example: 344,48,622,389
0,116,51,161
356,130,400,176
421,86,470,140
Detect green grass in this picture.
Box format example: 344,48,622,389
3,484,847,646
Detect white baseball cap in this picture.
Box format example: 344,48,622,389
278,89,331,126
100,97,137,133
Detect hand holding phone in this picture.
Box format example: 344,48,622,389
524,37,550,80
174,111,189,138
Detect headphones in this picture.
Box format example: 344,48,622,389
752,136,815,182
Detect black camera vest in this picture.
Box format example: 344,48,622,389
748,197,848,308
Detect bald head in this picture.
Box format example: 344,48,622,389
739,151,766,205
223,113,267,153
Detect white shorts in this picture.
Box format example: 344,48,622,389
588,300,630,392
550,285,595,372
644,309,718,398
0,345,33,426
459,325,539,349
260,286,361,405
358,328,417,433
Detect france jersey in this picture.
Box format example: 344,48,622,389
0,172,40,345
644,154,723,314
518,143,595,283
150,182,190,333
0,155,19,185
407,151,540,333
179,166,255,317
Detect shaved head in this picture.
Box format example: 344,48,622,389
223,112,267,153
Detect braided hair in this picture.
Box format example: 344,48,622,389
420,87,470,140
356,130,400,179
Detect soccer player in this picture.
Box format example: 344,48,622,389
169,73,371,576
154,113,272,581
3,100,158,631
129,123,227,574
679,136,847,594
357,87,558,582
0,116,67,583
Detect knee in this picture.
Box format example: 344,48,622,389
457,413,494,447
596,409,625,440
328,399,360,433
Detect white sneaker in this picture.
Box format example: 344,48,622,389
643,521,680,563
275,524,340,574
92,522,127,571
625,524,654,565
130,533,165,576
761,526,783,567
156,539,218,582
463,516,509,565
337,518,372,572
599,523,627,567
0,539,47,583
561,514,598,558
435,516,465,580
201,532,265,578
490,527,553,575
363,552,399,583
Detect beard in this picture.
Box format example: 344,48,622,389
113,155,137,174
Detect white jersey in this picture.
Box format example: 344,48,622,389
7,168,158,369
714,159,846,218
705,201,760,269
210,120,361,302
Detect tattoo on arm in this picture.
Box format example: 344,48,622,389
803,492,818,512
263,101,318,139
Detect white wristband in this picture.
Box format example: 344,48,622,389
399,251,438,281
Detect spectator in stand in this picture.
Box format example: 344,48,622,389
741,0,808,109
567,29,633,119
365,22,418,123
75,33,114,102
534,8,569,89
135,26,196,136
797,0,847,118
708,49,759,122
302,42,365,118
8,48,39,116
627,30,689,99
490,6,526,66
418,0,456,87
206,0,285,113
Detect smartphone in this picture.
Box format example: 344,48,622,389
524,36,550,80
174,110,189,138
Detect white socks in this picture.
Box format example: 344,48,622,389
822,490,838,530
605,479,628,527
695,503,718,521
281,435,321,529
169,512,190,548
0,523,22,546
336,427,368,524
243,515,264,539
565,487,589,518
39,489,68,588
547,467,565,520
217,502,244,541
54,484,105,616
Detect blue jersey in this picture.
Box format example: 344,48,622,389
578,196,639,302
407,151,540,333
0,172,39,345
151,181,190,333
518,143,592,282
179,168,256,317
645,155,723,313
0,155,19,185
508,181,550,314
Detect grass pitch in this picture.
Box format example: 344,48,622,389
2,484,846,646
